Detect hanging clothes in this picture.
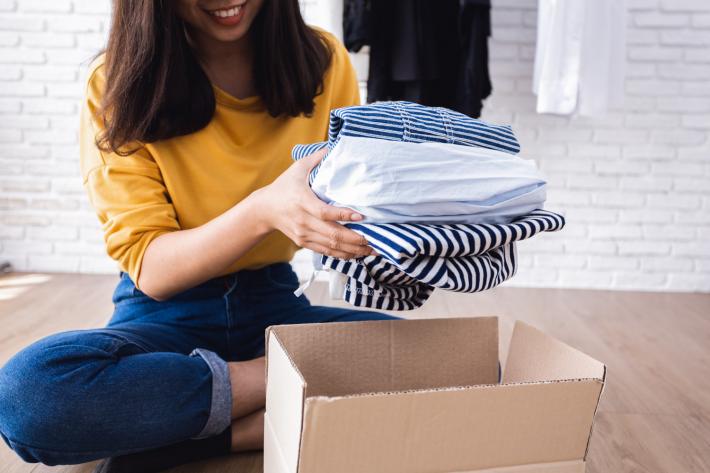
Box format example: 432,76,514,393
343,0,492,118
342,0,370,52
533,0,626,115
291,101,565,310
457,0,493,118
306,0,344,42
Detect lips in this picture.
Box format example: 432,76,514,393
206,2,247,26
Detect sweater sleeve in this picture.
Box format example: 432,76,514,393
79,57,181,287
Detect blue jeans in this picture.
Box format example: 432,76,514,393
0,263,397,465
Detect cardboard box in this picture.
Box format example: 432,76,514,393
263,317,606,473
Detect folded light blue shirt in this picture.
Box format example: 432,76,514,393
292,100,545,224
306,135,546,224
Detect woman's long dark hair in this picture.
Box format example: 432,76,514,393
99,0,332,155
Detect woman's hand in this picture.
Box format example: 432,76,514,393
253,148,373,260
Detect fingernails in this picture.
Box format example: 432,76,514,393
350,213,363,221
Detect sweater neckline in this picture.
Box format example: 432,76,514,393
212,84,262,110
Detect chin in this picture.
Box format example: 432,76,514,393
208,23,251,43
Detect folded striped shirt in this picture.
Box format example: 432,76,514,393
294,100,521,182
320,210,565,310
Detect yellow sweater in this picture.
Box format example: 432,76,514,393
80,30,360,286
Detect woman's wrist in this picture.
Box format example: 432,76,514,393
242,187,275,237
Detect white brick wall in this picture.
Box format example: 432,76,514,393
0,0,113,274
0,0,709,292
477,0,710,292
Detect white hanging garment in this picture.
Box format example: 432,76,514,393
577,0,626,115
533,0,626,116
302,0,344,40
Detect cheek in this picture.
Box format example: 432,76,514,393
175,2,204,30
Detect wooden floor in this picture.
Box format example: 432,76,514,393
0,272,709,473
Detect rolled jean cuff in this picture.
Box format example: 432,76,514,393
190,348,232,439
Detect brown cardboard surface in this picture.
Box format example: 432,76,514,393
297,380,603,473
453,460,586,473
503,321,606,384
269,317,499,397
264,332,306,473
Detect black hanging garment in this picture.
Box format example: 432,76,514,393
343,0,492,118
343,0,370,53
457,0,493,118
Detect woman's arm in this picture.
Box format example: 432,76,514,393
138,149,372,300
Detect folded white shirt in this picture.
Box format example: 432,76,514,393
311,136,547,224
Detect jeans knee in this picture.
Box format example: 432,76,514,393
0,330,134,464
0,339,57,462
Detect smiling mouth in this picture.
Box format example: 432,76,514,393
207,2,246,18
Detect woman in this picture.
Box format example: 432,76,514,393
0,0,396,470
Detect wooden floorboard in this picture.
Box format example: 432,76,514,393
0,272,708,473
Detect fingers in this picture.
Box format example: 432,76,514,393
314,218,369,246
298,183,363,222
305,242,364,261
297,150,363,223
288,212,372,259
308,220,373,258
288,153,372,258
297,213,372,259
299,147,328,171
308,198,363,223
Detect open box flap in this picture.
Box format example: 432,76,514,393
269,317,499,397
264,330,306,473
503,321,606,384
297,380,603,473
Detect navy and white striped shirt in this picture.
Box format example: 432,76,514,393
292,101,565,310
293,100,521,184
321,210,565,310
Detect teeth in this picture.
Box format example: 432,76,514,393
212,5,242,18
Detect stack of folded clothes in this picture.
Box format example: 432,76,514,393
292,101,565,310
